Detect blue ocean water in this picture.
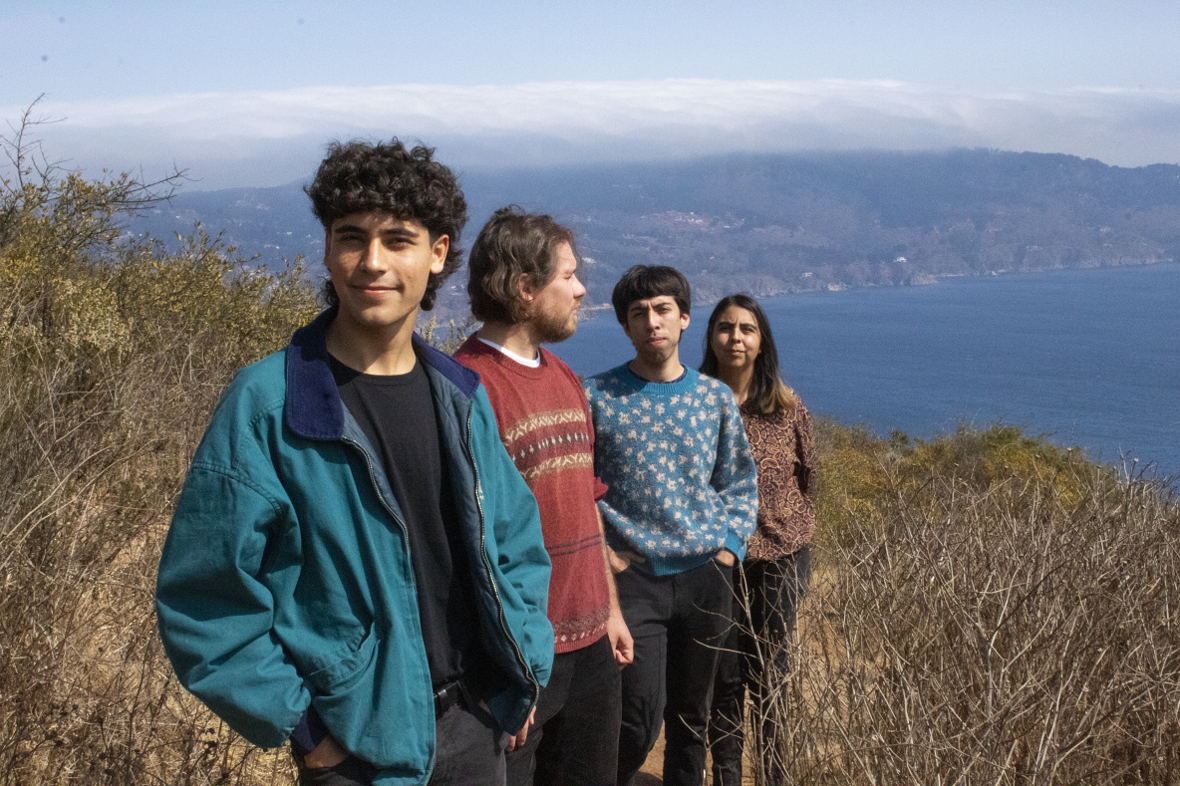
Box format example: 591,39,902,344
556,263,1180,477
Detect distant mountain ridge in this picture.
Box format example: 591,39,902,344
130,148,1180,315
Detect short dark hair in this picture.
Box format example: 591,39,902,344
305,139,468,311
610,265,691,325
700,293,796,415
468,206,578,324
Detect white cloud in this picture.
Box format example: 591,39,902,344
8,80,1180,189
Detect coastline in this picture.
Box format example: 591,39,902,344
555,261,1180,478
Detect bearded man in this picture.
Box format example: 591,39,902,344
454,206,633,786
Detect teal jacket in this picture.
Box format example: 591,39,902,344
156,310,553,785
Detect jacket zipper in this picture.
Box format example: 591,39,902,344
341,434,438,780
464,402,541,711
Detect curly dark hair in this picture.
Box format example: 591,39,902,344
467,206,579,324
305,139,468,311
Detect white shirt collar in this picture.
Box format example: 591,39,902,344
477,337,541,368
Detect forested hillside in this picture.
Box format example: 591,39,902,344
133,148,1180,312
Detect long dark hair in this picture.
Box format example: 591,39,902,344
700,294,796,415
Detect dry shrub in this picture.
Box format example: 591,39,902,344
745,422,1180,785
1,113,318,784
418,314,476,356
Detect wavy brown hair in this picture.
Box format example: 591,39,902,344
306,139,467,311
467,206,578,324
701,294,796,415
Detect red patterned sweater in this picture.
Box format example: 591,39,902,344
454,337,611,653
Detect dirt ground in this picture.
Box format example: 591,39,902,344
634,728,756,785
634,732,665,784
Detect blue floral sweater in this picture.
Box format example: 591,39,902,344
583,364,758,576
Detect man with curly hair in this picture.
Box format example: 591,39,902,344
157,140,554,786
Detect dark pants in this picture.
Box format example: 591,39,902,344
708,547,811,786
506,634,621,786
293,689,508,786
614,558,734,786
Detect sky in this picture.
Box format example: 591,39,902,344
3,0,1180,189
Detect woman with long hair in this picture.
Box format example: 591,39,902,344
701,294,818,786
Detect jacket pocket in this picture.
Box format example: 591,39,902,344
308,621,427,770
304,623,379,697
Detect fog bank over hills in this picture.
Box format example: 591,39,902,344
131,148,1180,315
22,80,1180,190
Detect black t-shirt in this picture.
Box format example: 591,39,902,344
330,353,480,689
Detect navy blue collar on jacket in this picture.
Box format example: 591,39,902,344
284,308,481,440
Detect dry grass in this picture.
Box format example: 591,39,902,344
0,280,310,784
734,428,1180,786
1,119,318,783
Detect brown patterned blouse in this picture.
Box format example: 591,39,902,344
741,398,818,562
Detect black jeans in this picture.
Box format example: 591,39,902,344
708,546,811,786
614,558,734,786
292,687,508,786
505,634,621,786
